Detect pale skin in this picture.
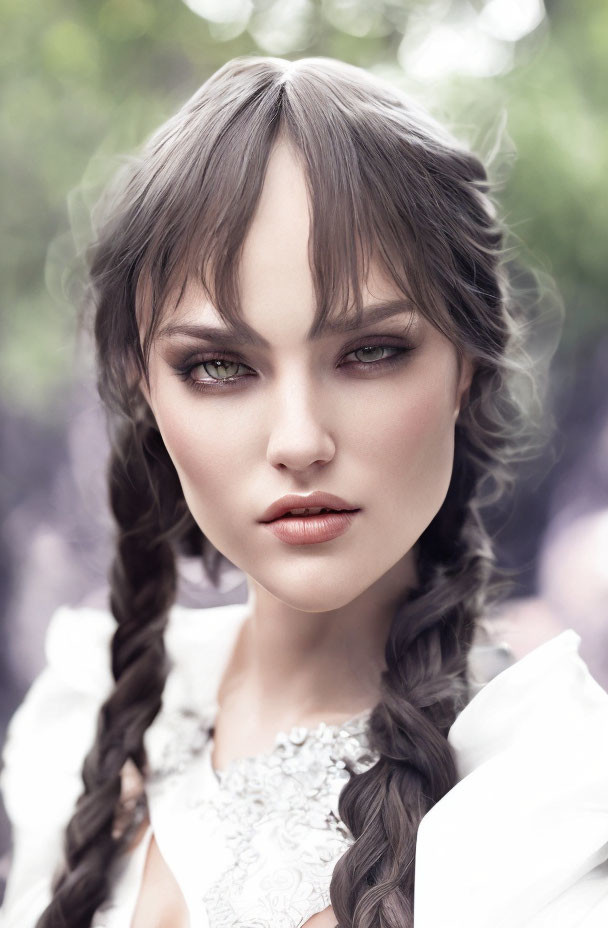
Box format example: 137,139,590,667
129,137,474,927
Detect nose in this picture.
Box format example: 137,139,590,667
265,374,336,472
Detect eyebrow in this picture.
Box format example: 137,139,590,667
157,300,417,347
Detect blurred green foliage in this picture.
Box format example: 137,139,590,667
1,0,606,415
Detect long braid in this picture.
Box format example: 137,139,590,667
35,413,184,928
330,434,497,927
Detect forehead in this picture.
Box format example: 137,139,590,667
236,139,316,343
240,137,311,277
150,139,418,345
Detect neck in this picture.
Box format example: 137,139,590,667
221,550,418,730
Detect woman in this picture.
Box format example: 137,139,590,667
1,55,607,928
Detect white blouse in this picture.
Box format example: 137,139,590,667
1,599,607,927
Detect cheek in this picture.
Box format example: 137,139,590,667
153,393,244,523
351,374,457,514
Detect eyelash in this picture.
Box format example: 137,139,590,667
174,341,416,394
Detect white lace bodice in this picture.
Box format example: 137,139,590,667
2,599,608,928
99,708,379,928
198,715,368,927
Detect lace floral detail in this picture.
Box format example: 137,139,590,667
209,712,376,826
191,712,379,928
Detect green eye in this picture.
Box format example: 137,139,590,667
191,359,245,381
176,341,415,394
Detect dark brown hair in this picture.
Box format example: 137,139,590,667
37,55,555,927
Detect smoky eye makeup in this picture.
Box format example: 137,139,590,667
160,325,423,395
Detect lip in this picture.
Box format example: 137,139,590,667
262,510,360,545
258,492,360,524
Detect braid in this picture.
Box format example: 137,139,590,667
36,413,185,928
330,435,497,928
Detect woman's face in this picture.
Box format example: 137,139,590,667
142,139,474,612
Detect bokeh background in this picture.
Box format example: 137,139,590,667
1,0,607,893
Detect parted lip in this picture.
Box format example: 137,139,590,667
258,492,360,524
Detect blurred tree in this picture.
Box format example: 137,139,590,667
1,0,605,413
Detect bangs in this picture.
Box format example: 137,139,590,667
125,56,487,391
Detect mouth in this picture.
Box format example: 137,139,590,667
260,509,361,545
259,493,360,524
268,507,357,522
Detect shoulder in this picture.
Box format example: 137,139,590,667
414,629,608,926
451,627,608,773
1,599,249,824
0,604,116,831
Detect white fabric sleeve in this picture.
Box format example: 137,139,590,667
0,605,115,928
414,629,608,928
